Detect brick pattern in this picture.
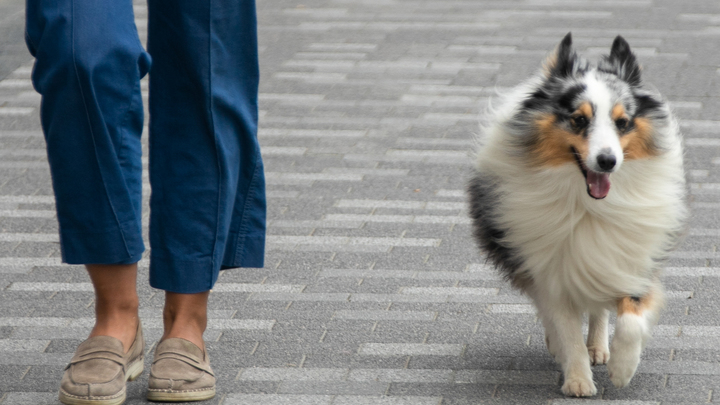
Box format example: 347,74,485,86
1,0,720,403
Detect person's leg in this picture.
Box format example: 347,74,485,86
26,1,149,403
145,0,264,400
26,0,147,354
86,263,140,352
25,0,150,266
146,0,265,296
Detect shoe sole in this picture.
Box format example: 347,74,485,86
146,388,216,402
58,357,144,405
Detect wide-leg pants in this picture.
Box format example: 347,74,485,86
24,0,266,293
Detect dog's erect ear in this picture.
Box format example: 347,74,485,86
544,33,576,78
608,35,641,86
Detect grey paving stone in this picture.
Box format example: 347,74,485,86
386,382,494,399
239,367,347,382
324,329,424,345
220,380,280,395
302,352,408,370
44,339,83,354
224,394,333,405
492,385,567,402
0,393,57,405
333,395,444,405
277,380,388,395
359,343,463,357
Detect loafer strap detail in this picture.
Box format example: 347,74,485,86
71,350,125,365
152,352,215,375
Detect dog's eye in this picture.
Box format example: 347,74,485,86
571,116,589,130
615,118,629,131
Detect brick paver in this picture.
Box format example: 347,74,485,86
2,0,720,403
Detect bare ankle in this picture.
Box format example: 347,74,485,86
162,291,209,351
162,309,206,350
85,262,140,353
90,309,139,353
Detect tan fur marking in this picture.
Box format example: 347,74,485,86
531,114,590,168
621,117,658,160
612,104,628,121
576,102,593,119
617,297,643,316
532,115,583,167
617,291,658,316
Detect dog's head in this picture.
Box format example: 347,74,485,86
511,33,668,199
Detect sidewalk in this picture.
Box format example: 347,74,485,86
2,0,720,404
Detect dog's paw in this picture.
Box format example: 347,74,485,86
561,376,597,397
607,355,637,388
588,346,609,365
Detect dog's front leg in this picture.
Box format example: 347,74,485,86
607,288,661,388
537,301,597,397
587,309,609,365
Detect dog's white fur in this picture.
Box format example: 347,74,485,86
473,63,686,396
584,75,625,172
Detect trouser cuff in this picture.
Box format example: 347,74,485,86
149,254,215,293
222,232,265,270
59,220,144,265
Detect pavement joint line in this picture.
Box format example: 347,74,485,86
0,107,34,115
7,281,305,294
267,235,442,247
358,343,463,356
259,128,367,137
0,195,55,203
0,210,55,218
318,269,500,280
348,293,529,303
0,130,44,137
665,267,720,276
333,310,437,321
400,287,499,295
334,199,466,210
0,161,49,168
0,316,275,330
0,79,32,88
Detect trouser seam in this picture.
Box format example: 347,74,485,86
207,2,220,289
70,0,132,259
233,157,261,266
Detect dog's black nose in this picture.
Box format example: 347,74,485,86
596,151,616,171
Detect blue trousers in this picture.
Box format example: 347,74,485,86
25,0,266,293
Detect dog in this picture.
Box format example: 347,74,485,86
467,33,687,397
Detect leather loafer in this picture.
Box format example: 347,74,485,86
59,321,145,405
147,338,215,402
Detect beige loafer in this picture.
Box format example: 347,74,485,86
147,338,216,402
59,321,145,405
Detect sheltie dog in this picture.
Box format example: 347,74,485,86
467,33,687,396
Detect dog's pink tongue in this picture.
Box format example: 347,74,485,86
587,170,611,199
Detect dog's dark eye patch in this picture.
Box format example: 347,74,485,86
557,84,586,112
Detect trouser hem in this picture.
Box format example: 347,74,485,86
149,254,214,293
59,221,144,265
221,233,265,270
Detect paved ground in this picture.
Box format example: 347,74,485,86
0,0,26,81
2,0,720,404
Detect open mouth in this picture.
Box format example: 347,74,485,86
571,147,611,200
